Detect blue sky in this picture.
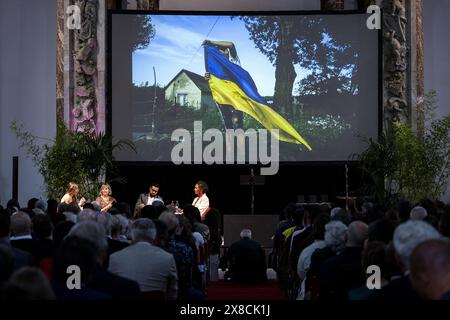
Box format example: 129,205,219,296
132,15,309,96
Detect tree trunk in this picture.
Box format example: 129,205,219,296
273,19,296,118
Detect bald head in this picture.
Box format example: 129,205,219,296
346,221,368,247
410,239,450,299
410,206,427,220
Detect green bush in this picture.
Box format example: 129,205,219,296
356,93,450,204
10,121,135,201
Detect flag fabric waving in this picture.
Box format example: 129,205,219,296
204,44,312,151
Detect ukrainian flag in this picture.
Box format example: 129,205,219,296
204,45,312,150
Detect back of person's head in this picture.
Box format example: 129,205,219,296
68,220,108,259
240,229,252,239
153,202,167,217
330,207,352,225
32,214,53,240
62,211,77,224
183,205,201,225
282,203,298,221
116,202,131,218
0,244,14,282
3,267,55,300
410,206,428,220
46,199,58,215
312,213,330,240
139,205,158,220
346,221,368,247
304,205,320,225
10,211,32,237
0,209,11,238
203,208,221,229
130,218,156,244
78,208,95,222
159,211,179,233
52,220,75,249
34,199,47,212
439,206,450,237
27,198,39,211
6,199,20,214
324,221,348,253
53,236,97,287
111,215,122,237
92,212,112,236
368,218,396,244
153,219,169,247
292,206,305,226
393,220,441,271
82,202,96,211
57,202,79,215
410,239,450,299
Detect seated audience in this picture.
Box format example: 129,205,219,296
369,220,441,300
10,212,38,258
67,221,140,299
319,221,368,300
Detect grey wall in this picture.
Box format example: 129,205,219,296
0,0,56,206
424,0,450,202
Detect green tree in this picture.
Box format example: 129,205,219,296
131,15,155,52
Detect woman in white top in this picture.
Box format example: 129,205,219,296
193,180,210,221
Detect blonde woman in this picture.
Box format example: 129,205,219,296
61,182,86,208
95,184,117,212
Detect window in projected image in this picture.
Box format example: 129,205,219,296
111,13,379,162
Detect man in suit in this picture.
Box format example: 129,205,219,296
222,229,267,284
0,209,35,270
134,183,163,217
108,218,178,300
66,220,140,300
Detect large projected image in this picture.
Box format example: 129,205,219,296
111,13,379,162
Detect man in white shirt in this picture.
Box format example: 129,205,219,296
134,183,163,217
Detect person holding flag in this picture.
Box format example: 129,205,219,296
203,40,312,150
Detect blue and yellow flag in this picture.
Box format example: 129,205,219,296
204,45,312,150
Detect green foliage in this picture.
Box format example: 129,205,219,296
10,121,135,201
356,98,450,204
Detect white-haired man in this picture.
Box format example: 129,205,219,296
319,221,368,300
67,221,140,299
108,218,178,299
222,229,267,284
410,239,450,300
370,220,441,300
410,206,427,220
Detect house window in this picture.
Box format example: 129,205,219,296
177,93,188,106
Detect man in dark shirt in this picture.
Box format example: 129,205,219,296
222,229,267,284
